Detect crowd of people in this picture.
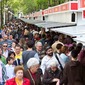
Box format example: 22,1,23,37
0,19,85,85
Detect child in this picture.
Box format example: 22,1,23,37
5,57,15,80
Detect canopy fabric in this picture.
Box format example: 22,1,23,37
20,18,76,29
51,25,85,45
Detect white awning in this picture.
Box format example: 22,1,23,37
51,25,85,45
20,18,76,29
51,25,85,37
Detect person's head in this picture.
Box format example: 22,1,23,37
35,42,42,52
2,43,8,50
33,31,39,38
15,45,21,54
8,51,15,60
58,34,64,42
56,43,63,53
27,58,39,73
71,49,78,59
68,45,74,52
75,44,82,54
77,43,83,47
9,35,13,40
6,57,14,65
14,66,24,80
26,40,34,48
45,46,53,57
61,46,68,54
3,35,8,40
50,61,58,72
12,41,16,48
20,46,24,52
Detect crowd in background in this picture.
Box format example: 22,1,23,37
0,19,85,85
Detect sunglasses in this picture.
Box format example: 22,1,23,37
3,45,7,47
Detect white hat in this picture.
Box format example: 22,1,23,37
27,58,39,68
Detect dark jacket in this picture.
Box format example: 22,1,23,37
78,49,85,66
61,61,85,85
42,68,61,85
5,77,30,85
24,69,42,85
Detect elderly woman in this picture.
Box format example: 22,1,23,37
5,66,30,85
42,61,61,85
24,58,42,85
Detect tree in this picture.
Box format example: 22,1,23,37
3,0,66,15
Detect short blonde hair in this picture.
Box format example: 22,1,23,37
14,66,24,74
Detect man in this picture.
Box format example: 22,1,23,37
15,45,22,60
61,49,85,85
22,40,39,69
40,46,64,74
35,42,45,60
1,35,12,48
2,43,9,58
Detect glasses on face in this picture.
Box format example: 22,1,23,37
3,45,7,47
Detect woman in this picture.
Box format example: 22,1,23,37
24,58,42,85
5,66,30,85
60,46,70,63
8,51,21,66
42,61,61,85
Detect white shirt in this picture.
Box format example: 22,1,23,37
40,53,59,74
5,64,15,80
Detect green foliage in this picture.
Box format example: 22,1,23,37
2,0,66,15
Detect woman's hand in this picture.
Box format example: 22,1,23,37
52,78,59,82
56,79,60,85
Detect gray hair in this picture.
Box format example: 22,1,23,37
35,42,42,47
50,61,58,67
27,58,39,68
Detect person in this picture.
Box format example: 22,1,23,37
15,45,22,60
11,41,17,52
78,48,85,66
24,58,42,85
61,49,85,85
0,35,12,48
0,55,7,85
60,46,70,64
52,34,64,53
8,51,21,66
0,48,6,64
5,57,15,80
35,42,45,60
22,40,39,69
42,61,61,85
5,66,30,85
2,43,9,58
0,63,2,85
40,46,64,74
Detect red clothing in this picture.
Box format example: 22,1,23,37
5,77,30,85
